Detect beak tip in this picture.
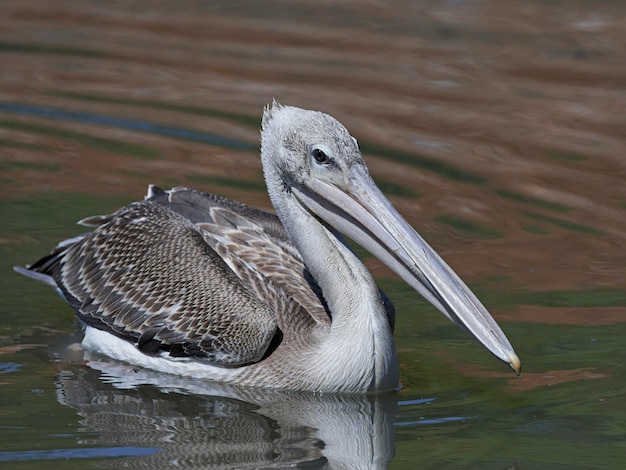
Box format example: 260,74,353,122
509,353,522,376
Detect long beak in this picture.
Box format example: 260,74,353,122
292,166,521,374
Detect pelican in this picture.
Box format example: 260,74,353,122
16,102,520,393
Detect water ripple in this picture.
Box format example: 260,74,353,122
0,101,255,151
0,446,160,462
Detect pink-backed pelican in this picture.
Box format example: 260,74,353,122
16,102,520,393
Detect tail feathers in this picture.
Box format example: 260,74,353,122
14,232,89,286
14,239,79,302
13,265,57,287
14,264,71,303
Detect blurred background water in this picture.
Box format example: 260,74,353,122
0,1,624,468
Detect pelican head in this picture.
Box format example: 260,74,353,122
260,101,521,375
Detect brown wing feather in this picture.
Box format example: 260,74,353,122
28,201,277,366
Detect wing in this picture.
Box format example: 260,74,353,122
23,200,278,366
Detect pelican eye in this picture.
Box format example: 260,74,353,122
311,147,332,165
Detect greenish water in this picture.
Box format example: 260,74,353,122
1,177,624,469
1,0,625,468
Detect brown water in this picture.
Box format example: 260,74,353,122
1,1,624,468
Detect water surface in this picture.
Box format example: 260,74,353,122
1,1,624,468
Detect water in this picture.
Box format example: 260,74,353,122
1,0,625,468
